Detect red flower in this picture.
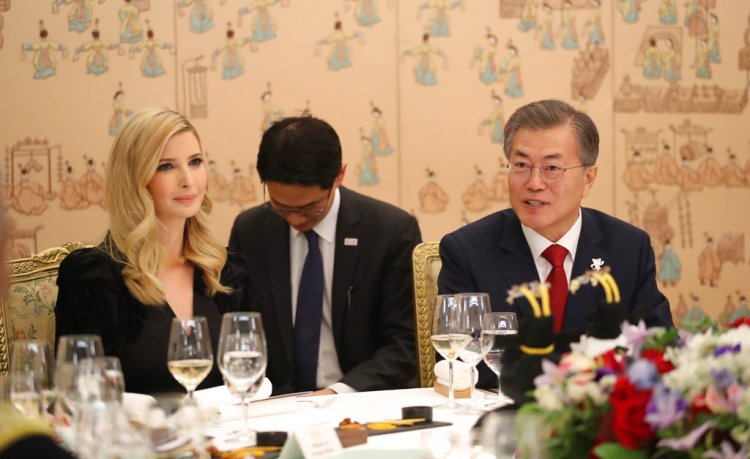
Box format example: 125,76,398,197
609,377,655,449
641,349,675,374
596,348,626,373
731,317,750,328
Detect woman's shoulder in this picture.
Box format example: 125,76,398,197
58,246,123,284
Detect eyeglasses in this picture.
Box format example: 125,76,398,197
506,161,587,183
263,187,333,217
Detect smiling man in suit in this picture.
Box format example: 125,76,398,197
229,116,422,395
438,99,673,380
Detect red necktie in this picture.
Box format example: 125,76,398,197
542,244,569,333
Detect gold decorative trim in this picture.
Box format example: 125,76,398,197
412,241,440,388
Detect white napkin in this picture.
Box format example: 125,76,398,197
121,392,157,425
434,360,478,390
193,377,273,408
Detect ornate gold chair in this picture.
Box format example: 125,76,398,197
412,241,441,388
0,242,89,375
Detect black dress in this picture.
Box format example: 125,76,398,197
55,246,252,396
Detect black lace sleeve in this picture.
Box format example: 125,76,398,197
55,247,124,356
214,248,253,314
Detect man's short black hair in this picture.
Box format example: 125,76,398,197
257,116,342,189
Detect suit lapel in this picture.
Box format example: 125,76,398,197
331,188,360,348
265,212,294,366
496,213,540,320
565,209,605,331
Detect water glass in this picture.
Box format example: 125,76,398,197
454,292,490,413
480,312,519,404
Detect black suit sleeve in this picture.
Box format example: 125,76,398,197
633,232,674,328
437,232,478,295
338,214,422,391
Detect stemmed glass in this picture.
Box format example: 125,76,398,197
8,339,54,417
167,317,214,399
480,312,519,405
431,294,471,410
217,312,268,447
454,293,490,414
55,334,105,417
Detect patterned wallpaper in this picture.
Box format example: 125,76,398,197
1,0,749,323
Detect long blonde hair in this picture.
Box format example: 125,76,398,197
104,106,229,305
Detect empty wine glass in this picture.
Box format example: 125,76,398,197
431,294,470,410
103,357,125,402
8,340,54,417
454,292,490,414
217,312,267,447
167,317,213,399
55,334,105,418
481,312,519,405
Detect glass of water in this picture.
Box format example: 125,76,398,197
480,312,518,404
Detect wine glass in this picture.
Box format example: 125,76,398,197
454,293,490,414
8,340,54,417
481,312,519,405
103,357,125,402
55,335,105,417
431,294,470,410
167,317,214,399
217,312,268,447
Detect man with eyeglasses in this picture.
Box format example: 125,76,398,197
229,116,422,396
438,99,672,386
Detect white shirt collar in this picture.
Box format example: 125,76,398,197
289,187,340,244
521,208,582,261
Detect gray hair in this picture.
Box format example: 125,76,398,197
502,99,599,166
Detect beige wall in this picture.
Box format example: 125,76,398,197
1,0,749,321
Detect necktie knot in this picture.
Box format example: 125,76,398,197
542,244,567,268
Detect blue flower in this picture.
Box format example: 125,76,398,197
627,359,659,390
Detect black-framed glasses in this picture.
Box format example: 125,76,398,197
263,187,333,217
506,161,588,183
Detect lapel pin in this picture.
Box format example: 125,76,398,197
590,258,604,271
344,237,358,247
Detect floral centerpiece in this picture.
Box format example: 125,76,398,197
516,317,750,458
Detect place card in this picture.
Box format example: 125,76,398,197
279,422,343,459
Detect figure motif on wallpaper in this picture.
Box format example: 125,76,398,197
491,157,508,203
693,38,712,79
672,293,688,325
643,38,661,80
677,155,702,191
654,142,680,185
52,0,104,33
641,190,674,256
228,161,256,208
470,29,499,85
418,168,448,213
129,21,174,78
402,33,448,86
698,234,721,287
109,83,133,136
79,155,105,208
535,3,555,50
11,165,56,216
118,0,143,44
212,22,255,80
477,91,504,144
618,0,642,24
207,159,229,202
517,0,538,32
416,0,463,38
623,149,653,192
238,0,288,43
661,38,682,83
178,0,222,34
72,19,122,75
658,0,677,25
680,293,709,328
0,8,5,50
462,165,492,212
344,0,391,27
683,0,707,38
581,0,604,48
357,132,379,186
658,238,681,287
6,219,44,260
315,15,363,71
58,161,89,210
723,292,750,326
260,83,284,131
369,102,394,156
498,41,524,98
696,146,724,187
724,149,746,187
20,21,68,80
706,13,721,64
718,232,746,266
740,14,750,84
559,1,579,50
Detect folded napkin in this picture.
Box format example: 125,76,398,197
434,360,477,390
193,377,273,409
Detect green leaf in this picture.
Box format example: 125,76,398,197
593,443,649,459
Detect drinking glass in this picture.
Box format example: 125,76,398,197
167,317,213,399
103,356,125,402
55,334,105,418
430,294,470,410
217,312,268,447
480,312,519,404
454,293,490,413
8,340,54,417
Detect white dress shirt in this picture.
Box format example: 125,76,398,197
520,209,583,285
289,188,354,393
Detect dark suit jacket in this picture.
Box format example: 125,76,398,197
438,208,674,386
229,187,422,395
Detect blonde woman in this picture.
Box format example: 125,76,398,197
55,107,251,395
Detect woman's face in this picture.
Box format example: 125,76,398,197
147,131,207,227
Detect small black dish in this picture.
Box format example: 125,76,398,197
401,405,433,422
256,431,288,447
